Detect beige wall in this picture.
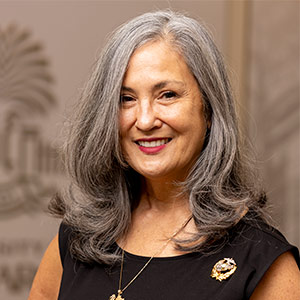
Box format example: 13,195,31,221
247,0,299,247
0,1,298,299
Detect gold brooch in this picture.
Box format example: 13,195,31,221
211,258,237,281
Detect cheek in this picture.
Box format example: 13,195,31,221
119,121,126,139
168,105,206,135
119,118,130,159
119,110,133,138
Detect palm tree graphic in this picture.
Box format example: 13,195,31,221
0,24,62,217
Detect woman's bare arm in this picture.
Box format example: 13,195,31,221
28,234,63,300
251,251,300,300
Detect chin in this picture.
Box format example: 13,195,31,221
136,167,180,182
138,170,166,179
131,165,164,178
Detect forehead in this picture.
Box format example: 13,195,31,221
128,40,184,65
123,40,194,85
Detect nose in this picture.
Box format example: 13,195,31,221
135,99,162,131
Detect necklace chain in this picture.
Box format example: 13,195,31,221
109,215,192,300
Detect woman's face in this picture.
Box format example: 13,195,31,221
119,40,208,182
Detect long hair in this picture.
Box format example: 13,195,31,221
50,10,267,264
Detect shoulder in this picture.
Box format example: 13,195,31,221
28,235,62,300
250,250,300,299
226,214,299,298
231,216,299,264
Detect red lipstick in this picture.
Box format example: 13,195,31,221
135,138,170,154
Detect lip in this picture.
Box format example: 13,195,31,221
135,137,171,154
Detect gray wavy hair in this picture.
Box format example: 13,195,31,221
50,10,267,264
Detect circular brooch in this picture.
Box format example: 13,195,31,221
211,258,237,281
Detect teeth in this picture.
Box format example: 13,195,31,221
138,139,169,148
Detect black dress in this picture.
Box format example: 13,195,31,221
57,213,299,300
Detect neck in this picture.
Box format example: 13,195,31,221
119,177,195,256
137,177,190,214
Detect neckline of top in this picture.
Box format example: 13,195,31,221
115,209,256,262
116,244,202,262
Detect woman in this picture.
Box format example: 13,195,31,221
28,10,299,300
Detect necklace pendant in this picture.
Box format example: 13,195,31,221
110,290,124,300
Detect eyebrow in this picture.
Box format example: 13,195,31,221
121,80,185,93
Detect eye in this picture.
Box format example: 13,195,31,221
120,95,135,102
160,91,178,99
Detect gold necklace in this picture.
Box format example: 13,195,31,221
109,215,192,300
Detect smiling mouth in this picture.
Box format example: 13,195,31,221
136,138,171,148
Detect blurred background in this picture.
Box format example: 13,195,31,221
0,1,298,299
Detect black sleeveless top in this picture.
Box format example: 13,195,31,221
58,215,299,300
